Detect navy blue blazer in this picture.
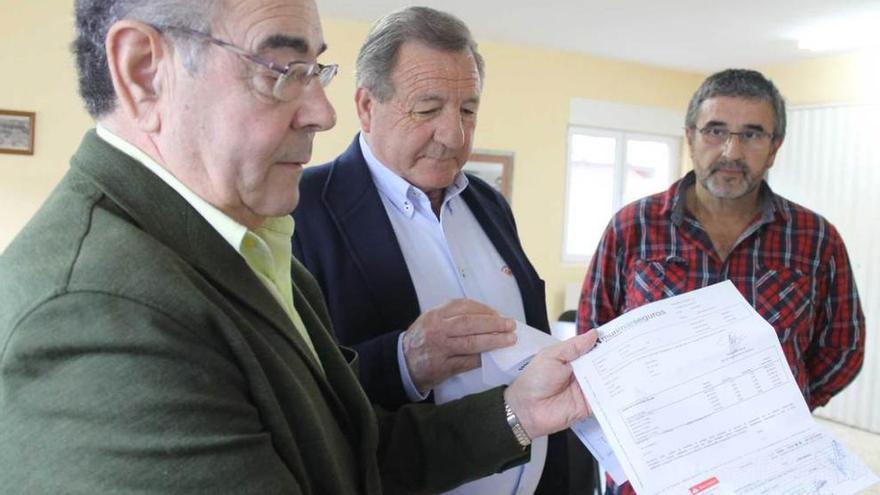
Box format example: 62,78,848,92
292,136,574,494
292,136,550,408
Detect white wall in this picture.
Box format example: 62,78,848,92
769,103,880,433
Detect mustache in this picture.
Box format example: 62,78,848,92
710,159,747,174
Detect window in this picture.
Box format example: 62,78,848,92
563,126,680,263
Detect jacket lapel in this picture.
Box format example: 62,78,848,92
462,184,547,330
290,260,377,438
320,138,421,326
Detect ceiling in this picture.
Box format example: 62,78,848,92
316,0,880,73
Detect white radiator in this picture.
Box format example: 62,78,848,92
769,103,880,433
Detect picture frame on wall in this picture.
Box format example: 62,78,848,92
463,151,513,201
0,110,36,155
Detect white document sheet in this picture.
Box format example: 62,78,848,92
482,320,560,386
571,281,878,495
571,415,627,483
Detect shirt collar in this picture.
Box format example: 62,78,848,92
96,125,272,253
359,133,468,218
665,170,787,226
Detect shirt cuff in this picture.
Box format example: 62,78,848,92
398,332,430,402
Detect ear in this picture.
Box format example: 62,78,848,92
685,127,697,160
765,136,784,169
105,20,167,132
354,87,375,133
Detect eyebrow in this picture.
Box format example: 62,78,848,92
415,95,481,105
415,95,446,104
703,120,768,132
257,34,327,56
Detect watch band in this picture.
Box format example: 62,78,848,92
504,401,532,448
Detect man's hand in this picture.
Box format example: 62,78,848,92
504,330,598,439
402,299,517,394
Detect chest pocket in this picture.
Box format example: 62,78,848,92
753,266,813,343
625,256,689,312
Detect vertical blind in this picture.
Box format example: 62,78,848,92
769,103,880,433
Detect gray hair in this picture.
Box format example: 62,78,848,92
72,0,222,117
355,6,485,102
685,68,787,141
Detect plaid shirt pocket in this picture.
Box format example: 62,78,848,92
753,265,814,397
753,266,813,341
625,256,689,312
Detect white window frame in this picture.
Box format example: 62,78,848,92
562,98,686,265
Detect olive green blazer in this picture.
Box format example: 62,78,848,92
0,131,527,494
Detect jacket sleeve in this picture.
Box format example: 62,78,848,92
293,258,530,494
375,387,530,494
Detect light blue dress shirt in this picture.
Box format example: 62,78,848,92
360,135,545,495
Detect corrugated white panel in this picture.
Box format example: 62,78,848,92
769,103,880,433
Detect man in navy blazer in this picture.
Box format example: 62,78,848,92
294,136,548,404
293,6,572,495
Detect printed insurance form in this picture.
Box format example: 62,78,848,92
569,281,878,495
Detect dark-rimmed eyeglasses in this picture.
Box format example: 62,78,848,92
154,25,338,102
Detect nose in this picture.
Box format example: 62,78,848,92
291,82,336,132
721,133,745,160
433,109,466,150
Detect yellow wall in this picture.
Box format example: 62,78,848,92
0,5,93,252
3,6,871,322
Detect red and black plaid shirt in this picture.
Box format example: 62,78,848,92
577,172,865,495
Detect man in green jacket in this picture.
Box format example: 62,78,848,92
0,0,598,493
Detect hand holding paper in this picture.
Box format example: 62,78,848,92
402,299,516,394
504,330,598,438
484,321,626,476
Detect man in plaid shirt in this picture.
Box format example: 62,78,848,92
577,69,865,495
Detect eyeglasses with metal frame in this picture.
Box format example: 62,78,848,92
697,126,775,148
154,25,338,102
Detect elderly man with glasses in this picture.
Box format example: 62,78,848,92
0,0,600,493
577,68,865,495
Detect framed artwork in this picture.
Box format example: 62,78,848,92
0,110,36,155
463,151,513,201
